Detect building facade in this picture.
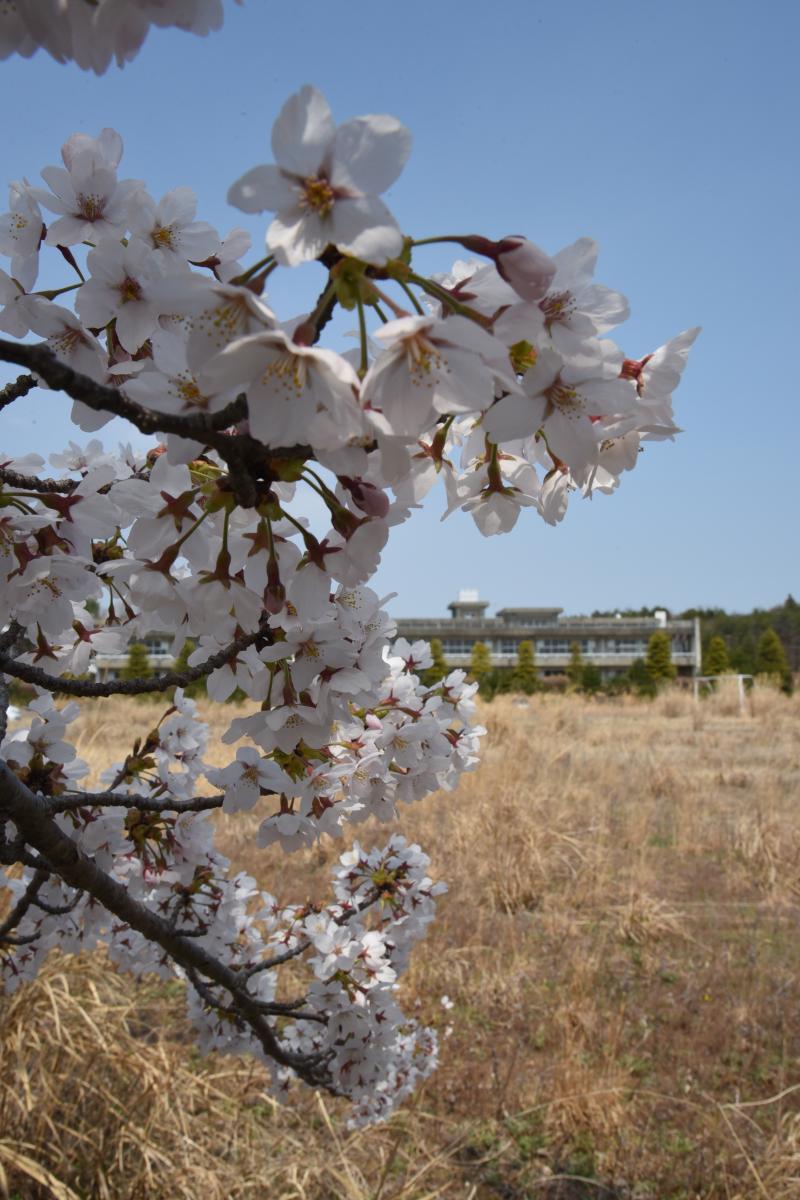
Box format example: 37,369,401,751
91,594,701,682
395,591,701,679
93,632,175,681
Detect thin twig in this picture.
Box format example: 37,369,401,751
0,465,78,494
0,372,36,411
49,791,225,814
0,868,50,941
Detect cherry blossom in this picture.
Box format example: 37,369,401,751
0,1,236,74
129,187,219,267
33,128,143,246
199,328,366,449
0,86,698,1125
363,313,520,439
228,85,411,266
0,180,44,291
76,237,166,352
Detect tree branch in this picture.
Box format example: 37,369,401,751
0,678,10,745
0,337,314,461
0,616,274,697
49,791,225,814
0,759,334,1087
0,338,247,438
0,465,78,494
242,890,381,978
0,340,339,509
0,867,50,942
0,372,36,412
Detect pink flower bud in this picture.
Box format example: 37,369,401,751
339,477,390,519
494,236,556,301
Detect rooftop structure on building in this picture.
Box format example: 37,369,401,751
396,591,701,678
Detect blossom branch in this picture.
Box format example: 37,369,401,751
0,679,10,745
0,372,37,412
241,889,381,978
0,465,78,494
0,338,320,508
0,867,50,944
0,616,274,697
0,338,247,439
0,759,335,1088
49,790,225,814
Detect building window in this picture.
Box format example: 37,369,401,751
143,637,170,655
442,639,477,654
537,639,570,653
602,639,648,655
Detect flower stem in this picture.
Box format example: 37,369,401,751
406,272,490,327
396,278,425,316
356,294,369,379
233,253,276,285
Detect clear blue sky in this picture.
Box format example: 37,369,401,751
2,0,797,618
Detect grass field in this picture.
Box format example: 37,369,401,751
2,683,800,1199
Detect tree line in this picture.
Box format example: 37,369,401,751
419,624,793,701
590,597,800,674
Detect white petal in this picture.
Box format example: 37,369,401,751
484,392,545,442
115,302,157,353
330,196,403,265
267,211,329,266
271,85,334,178
552,237,598,289
332,115,411,195
227,164,297,214
200,334,270,392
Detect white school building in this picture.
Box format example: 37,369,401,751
394,591,701,680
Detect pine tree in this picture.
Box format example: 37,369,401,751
703,635,730,677
421,638,450,687
512,640,538,694
645,631,676,683
122,641,153,701
756,628,792,693
469,640,492,681
566,641,584,689
172,639,206,699
628,658,657,698
580,662,602,694
123,641,152,681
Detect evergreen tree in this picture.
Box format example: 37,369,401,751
172,639,206,699
628,658,657,698
122,641,153,700
478,669,511,701
730,634,757,675
421,638,450,687
703,635,731,677
645,631,676,683
469,641,492,682
123,641,152,681
756,627,793,693
566,641,584,689
580,662,602,694
512,640,538,694
678,597,800,674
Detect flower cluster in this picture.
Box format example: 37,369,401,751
0,85,696,1120
0,1,238,75
0,691,452,1121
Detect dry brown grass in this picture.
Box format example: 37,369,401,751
2,684,800,1198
